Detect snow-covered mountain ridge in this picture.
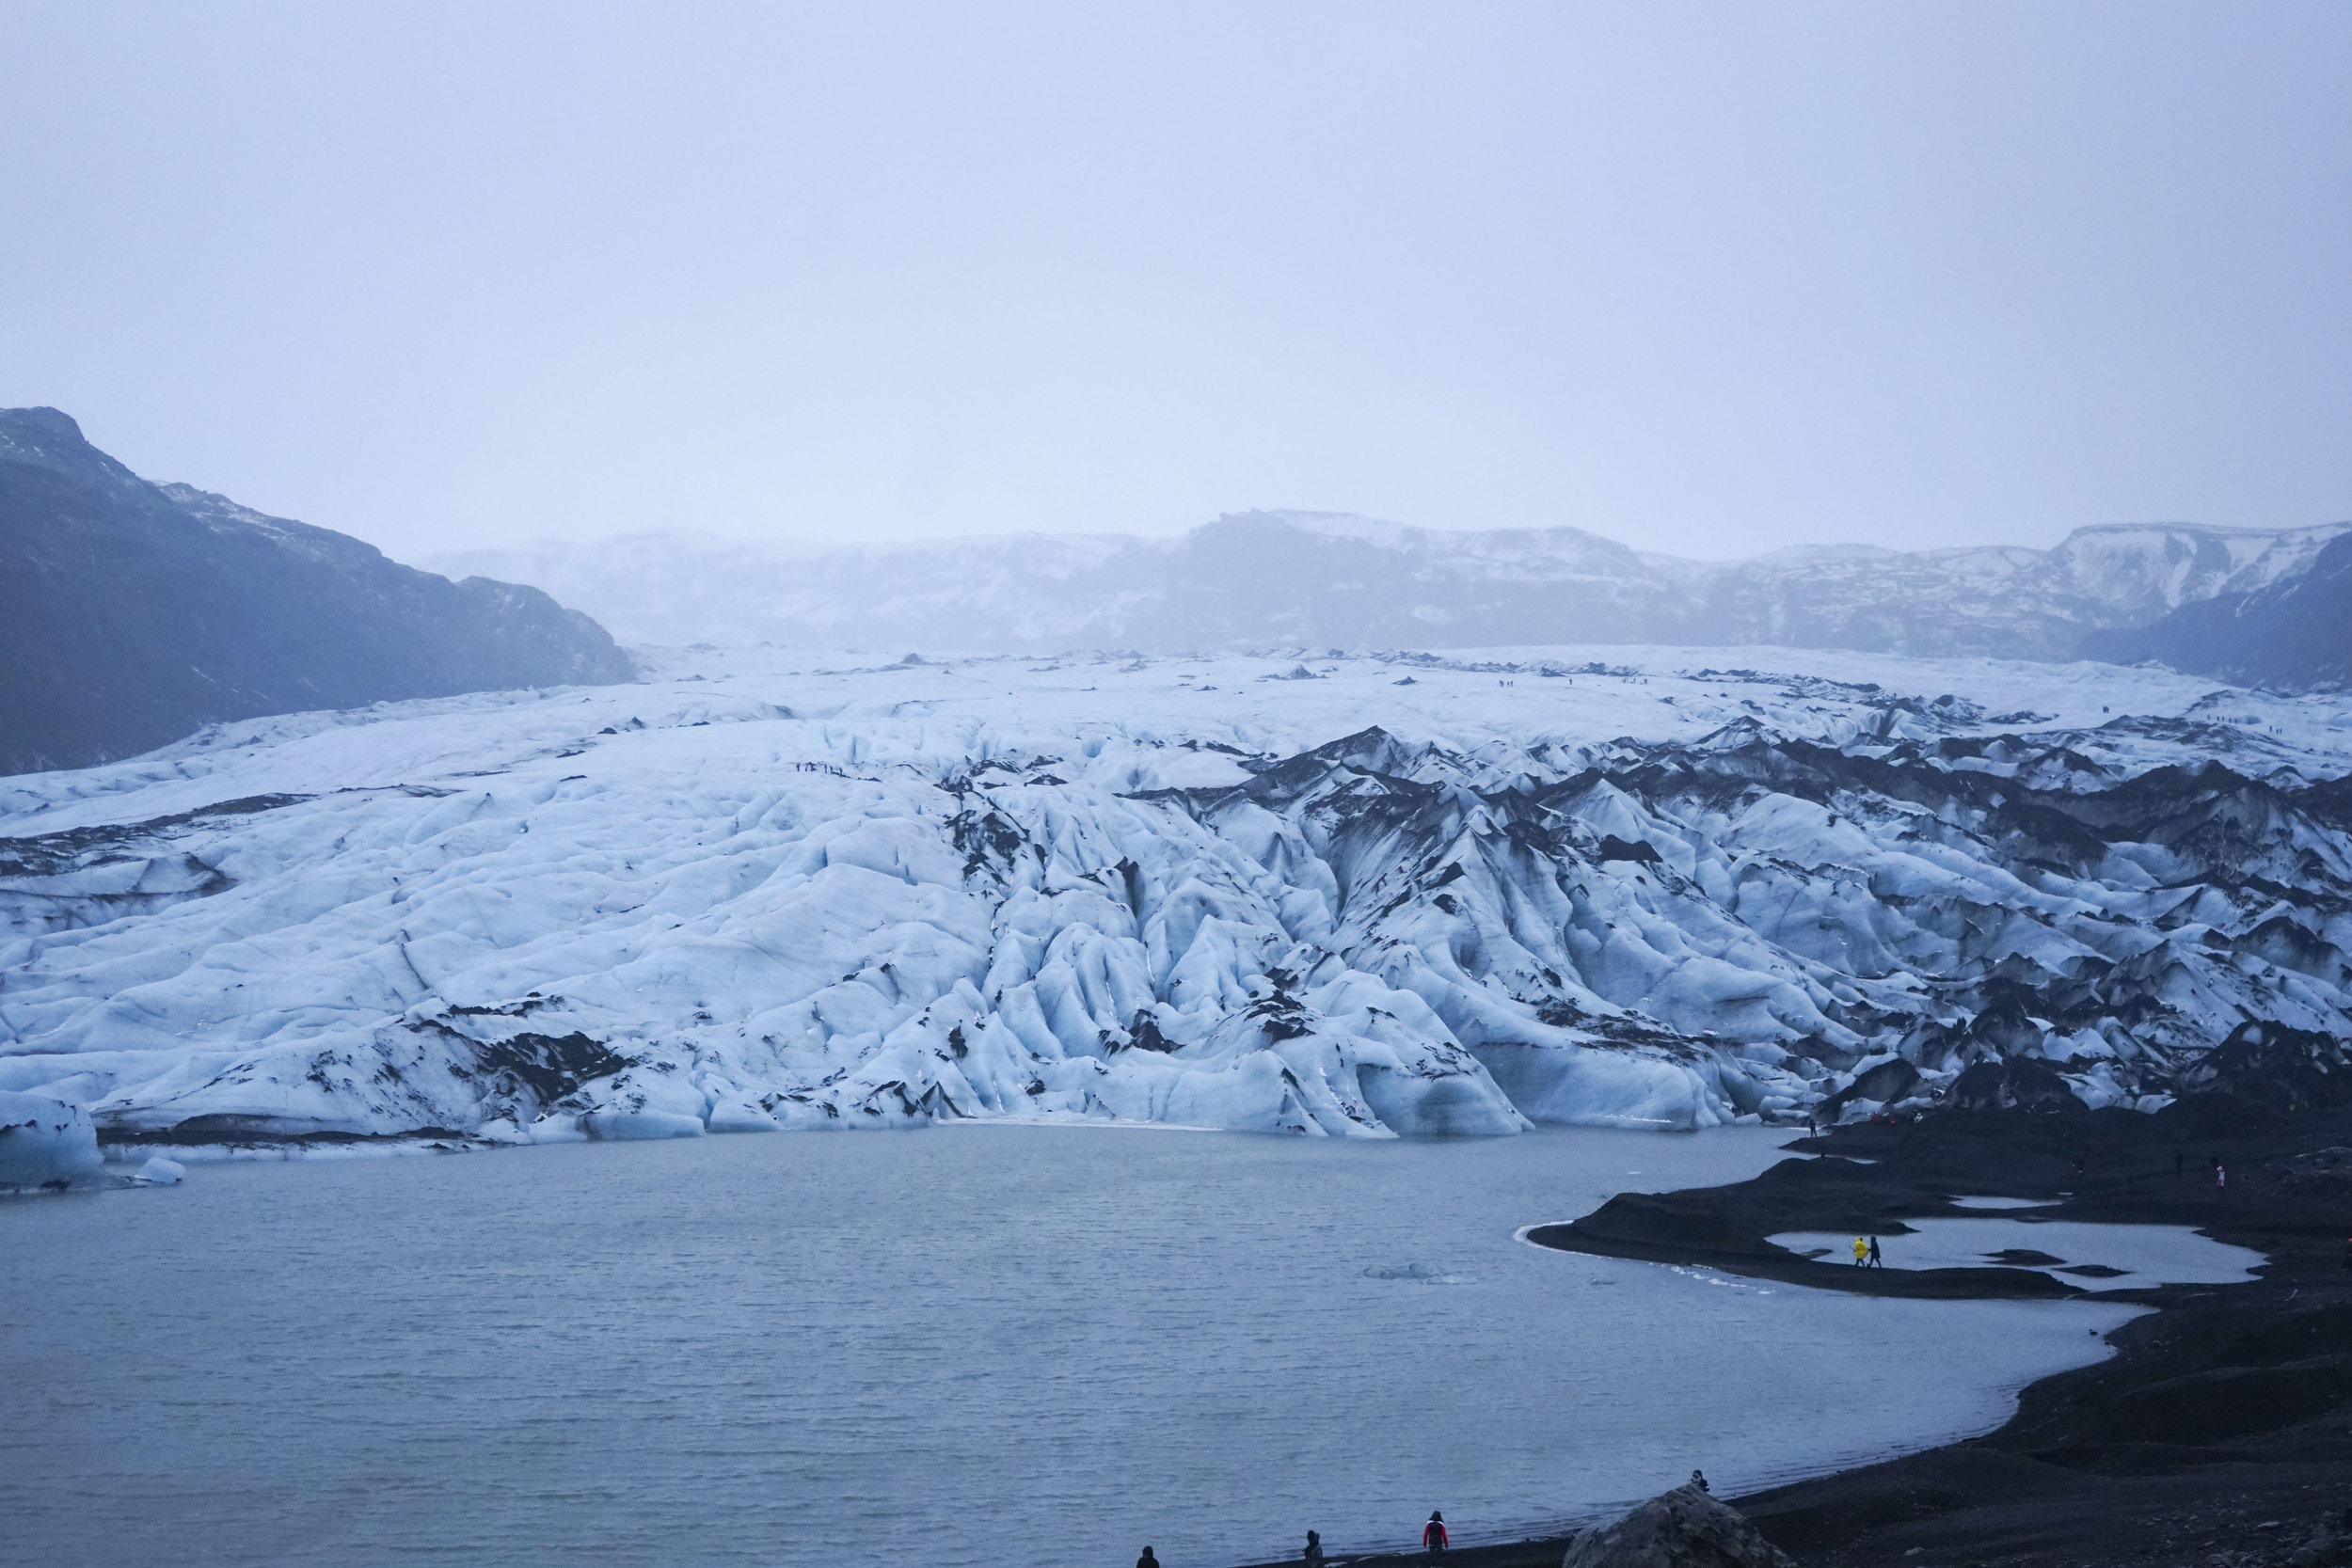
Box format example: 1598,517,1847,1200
424,511,2348,663
5,644,2350,1150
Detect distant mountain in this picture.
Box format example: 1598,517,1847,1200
2086,531,2352,689
0,408,634,776
428,509,2346,666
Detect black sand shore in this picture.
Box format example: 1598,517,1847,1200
1231,1102,2352,1568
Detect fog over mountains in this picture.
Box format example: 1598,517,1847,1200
429,511,2348,673
7,411,2352,1156
0,409,634,776
2089,531,2352,691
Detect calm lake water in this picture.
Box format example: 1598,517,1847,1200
2,1126,2143,1568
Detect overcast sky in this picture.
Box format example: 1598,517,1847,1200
5,3,2348,563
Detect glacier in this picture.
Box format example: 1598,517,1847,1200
3,643,2349,1152
0,1088,103,1190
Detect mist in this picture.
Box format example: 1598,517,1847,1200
4,2,2347,565
13,13,2352,1567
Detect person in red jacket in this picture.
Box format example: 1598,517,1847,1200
1423,1511,1449,1556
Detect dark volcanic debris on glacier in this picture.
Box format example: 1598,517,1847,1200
2,650,2349,1151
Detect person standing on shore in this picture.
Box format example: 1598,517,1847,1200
1137,1547,1159,1568
1423,1511,1449,1556
1302,1528,1326,1563
2217,1163,2227,1190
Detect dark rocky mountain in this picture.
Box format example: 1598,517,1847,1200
0,408,634,775
2085,530,2352,690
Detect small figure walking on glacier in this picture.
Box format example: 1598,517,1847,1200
1867,1235,1883,1269
1852,1235,1867,1266
1302,1528,1326,1564
1423,1511,1450,1556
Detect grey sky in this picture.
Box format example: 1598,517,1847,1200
5,3,2348,563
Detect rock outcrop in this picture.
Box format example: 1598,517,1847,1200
1562,1482,1796,1568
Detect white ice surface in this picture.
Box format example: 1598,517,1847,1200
1770,1218,2263,1284
4,642,2348,1147
0,1089,103,1190
132,1155,184,1185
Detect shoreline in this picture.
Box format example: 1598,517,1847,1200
1232,1102,2352,1568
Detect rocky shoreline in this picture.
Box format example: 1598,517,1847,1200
1233,1101,2352,1568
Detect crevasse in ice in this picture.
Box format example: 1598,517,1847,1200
2,644,2346,1148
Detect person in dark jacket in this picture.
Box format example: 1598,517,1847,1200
1137,1547,1159,1568
1303,1529,1326,1563
1867,1235,1883,1268
1423,1511,1449,1555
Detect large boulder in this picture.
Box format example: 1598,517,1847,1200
1564,1483,1798,1568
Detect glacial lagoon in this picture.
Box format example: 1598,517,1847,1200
2,1126,2169,1568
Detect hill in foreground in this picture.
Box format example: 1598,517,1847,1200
0,407,634,775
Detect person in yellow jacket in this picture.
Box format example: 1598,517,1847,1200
1852,1235,1868,1267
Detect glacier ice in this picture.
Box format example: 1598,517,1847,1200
0,1090,103,1190
132,1155,184,1185
2,642,2348,1150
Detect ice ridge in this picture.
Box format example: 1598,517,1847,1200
3,645,2348,1151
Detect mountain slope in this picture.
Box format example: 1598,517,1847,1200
428,511,2347,663
5,644,2346,1148
2085,531,2352,690
0,408,635,775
